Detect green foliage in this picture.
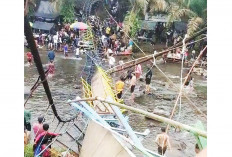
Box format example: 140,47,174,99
60,0,76,24
131,15,141,38
24,144,34,157
189,0,207,18
123,8,141,39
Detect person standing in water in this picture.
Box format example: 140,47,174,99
48,60,55,77
145,67,152,94
130,72,136,102
135,64,142,79
47,48,55,63
26,51,33,65
155,127,172,155
63,43,69,57
115,76,125,99
75,45,80,58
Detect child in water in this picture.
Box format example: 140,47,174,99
48,60,55,77
26,52,33,65
63,43,68,57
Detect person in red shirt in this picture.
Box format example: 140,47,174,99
33,123,60,157
48,60,55,77
33,116,45,139
26,52,33,65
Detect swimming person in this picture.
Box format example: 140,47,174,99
145,67,152,94
115,76,125,99
155,127,172,155
33,123,60,157
26,51,33,65
33,116,45,139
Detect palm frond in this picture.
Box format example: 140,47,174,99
149,0,168,13
168,8,196,22
187,17,203,36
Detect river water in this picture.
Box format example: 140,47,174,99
24,48,206,157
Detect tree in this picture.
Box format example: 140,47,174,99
133,0,207,36
167,0,207,36
60,0,76,24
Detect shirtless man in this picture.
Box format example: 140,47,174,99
155,127,172,155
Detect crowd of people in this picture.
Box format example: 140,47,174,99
25,12,207,156
24,110,60,156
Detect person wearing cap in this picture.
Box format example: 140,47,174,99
33,116,45,139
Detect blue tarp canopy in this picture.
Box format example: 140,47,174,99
32,21,54,31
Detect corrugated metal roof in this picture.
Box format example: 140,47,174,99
141,21,157,30
32,21,54,31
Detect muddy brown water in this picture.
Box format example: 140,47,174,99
24,48,206,157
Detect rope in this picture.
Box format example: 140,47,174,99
177,34,188,120
100,9,207,117
84,12,206,118
107,36,207,74
24,70,49,107
166,46,207,133
35,122,75,157
33,104,53,139
62,119,90,157
103,5,146,56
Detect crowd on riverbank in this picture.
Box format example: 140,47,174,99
25,12,207,156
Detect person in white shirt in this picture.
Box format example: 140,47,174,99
192,50,196,59
108,53,115,68
53,34,58,50
75,46,80,58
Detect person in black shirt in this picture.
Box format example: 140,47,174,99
145,67,152,94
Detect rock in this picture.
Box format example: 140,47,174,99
163,95,175,101
24,86,30,98
153,109,170,117
148,122,156,127
73,85,81,89
147,108,153,112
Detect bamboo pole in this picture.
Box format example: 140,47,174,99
68,97,207,138
166,46,207,132
106,27,207,74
